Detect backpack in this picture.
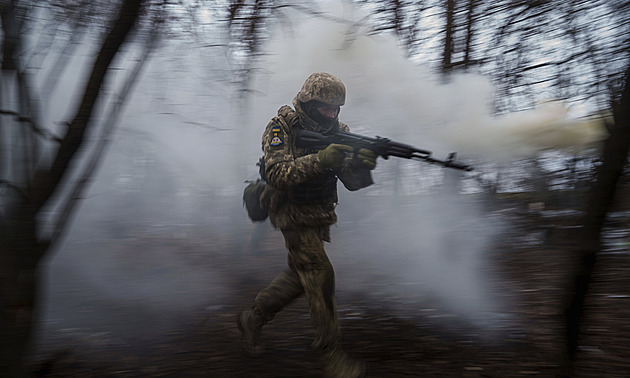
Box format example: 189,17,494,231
243,157,268,222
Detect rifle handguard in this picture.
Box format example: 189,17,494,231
295,129,473,171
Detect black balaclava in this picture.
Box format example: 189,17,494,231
302,100,338,129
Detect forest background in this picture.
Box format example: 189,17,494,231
1,0,629,377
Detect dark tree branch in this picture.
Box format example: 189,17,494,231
46,4,162,252
560,60,630,377
0,110,62,141
463,0,477,67
25,0,144,216
442,0,455,76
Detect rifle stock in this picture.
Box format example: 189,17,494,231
295,129,473,171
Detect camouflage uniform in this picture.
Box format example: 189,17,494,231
239,73,372,377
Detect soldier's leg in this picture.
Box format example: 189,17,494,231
281,228,340,350
254,267,303,322
282,228,366,377
238,266,303,355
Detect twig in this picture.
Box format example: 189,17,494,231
0,109,62,142
47,1,160,251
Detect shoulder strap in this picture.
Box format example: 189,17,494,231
277,105,299,129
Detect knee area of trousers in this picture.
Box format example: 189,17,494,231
300,268,336,289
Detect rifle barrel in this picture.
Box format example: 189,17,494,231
295,129,472,171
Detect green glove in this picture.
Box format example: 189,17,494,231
318,144,353,169
357,148,377,170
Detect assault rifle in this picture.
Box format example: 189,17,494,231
295,129,473,171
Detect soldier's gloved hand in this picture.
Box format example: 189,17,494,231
318,144,353,169
357,148,377,170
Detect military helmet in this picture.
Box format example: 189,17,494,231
297,72,346,106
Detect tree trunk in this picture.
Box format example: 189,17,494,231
0,1,143,375
442,0,455,77
463,0,476,68
0,213,40,377
560,62,630,377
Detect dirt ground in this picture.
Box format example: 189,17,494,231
30,208,630,378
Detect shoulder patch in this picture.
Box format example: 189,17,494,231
269,126,284,149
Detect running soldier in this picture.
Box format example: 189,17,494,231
238,72,377,378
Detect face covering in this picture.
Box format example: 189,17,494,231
302,100,339,128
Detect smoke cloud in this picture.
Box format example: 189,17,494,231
39,0,605,351
242,1,606,331
242,2,517,331
245,1,608,162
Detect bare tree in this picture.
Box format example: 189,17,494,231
560,61,630,377
0,0,148,375
442,0,455,75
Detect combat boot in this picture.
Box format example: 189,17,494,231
236,309,264,356
322,345,366,378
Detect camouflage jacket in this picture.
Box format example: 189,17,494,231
261,98,373,232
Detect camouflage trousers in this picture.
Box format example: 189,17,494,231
252,226,340,350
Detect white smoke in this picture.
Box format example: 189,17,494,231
245,1,608,163
38,0,607,346
242,1,610,330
